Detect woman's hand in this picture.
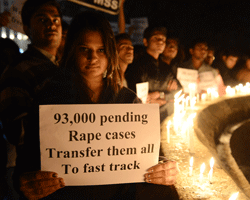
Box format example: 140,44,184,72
144,161,179,185
146,91,167,106
20,170,65,200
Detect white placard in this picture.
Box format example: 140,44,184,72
198,71,217,92
136,82,149,104
7,0,26,34
177,68,198,93
40,104,160,186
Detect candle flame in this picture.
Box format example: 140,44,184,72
167,120,171,126
200,163,205,174
187,113,197,124
229,192,239,200
190,112,196,119
201,93,207,100
210,157,215,168
179,94,185,102
208,168,213,176
174,90,182,99
190,157,193,167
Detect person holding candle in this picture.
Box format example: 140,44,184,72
14,11,180,200
127,26,182,123
176,38,219,94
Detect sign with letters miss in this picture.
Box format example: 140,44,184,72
39,104,160,186
67,0,121,15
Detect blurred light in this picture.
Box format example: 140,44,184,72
17,32,22,40
9,30,15,40
229,192,239,200
23,35,29,40
1,28,7,38
19,49,24,54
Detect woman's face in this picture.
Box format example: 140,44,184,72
75,30,108,79
162,39,178,59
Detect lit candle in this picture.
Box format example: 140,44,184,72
235,85,240,94
200,163,205,181
174,91,183,116
246,82,250,93
190,97,196,108
207,88,212,100
239,84,243,93
229,192,239,200
187,113,196,154
226,86,235,96
167,120,171,144
189,156,194,176
181,98,185,112
188,83,196,100
174,90,182,99
196,93,200,103
213,91,219,99
208,157,214,182
201,93,207,101
185,96,190,107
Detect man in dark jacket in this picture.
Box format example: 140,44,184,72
0,0,62,145
212,49,240,87
0,1,62,198
127,26,181,122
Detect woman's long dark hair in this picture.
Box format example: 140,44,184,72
60,11,121,100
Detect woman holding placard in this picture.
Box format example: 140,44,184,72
15,11,180,200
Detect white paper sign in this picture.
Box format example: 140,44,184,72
40,104,160,186
7,0,26,34
136,82,149,104
177,68,198,93
198,71,217,92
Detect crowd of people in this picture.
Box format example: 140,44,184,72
0,0,249,199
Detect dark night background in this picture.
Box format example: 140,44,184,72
60,0,250,55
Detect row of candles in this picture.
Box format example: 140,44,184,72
166,83,249,200
172,83,250,148
170,82,250,149
189,157,239,200
189,157,214,181
175,82,250,112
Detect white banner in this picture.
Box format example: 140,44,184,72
40,104,160,186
